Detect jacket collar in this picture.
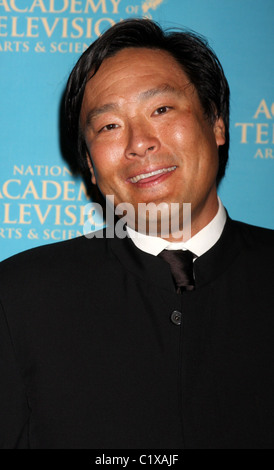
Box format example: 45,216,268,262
108,216,244,292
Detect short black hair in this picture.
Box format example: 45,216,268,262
64,18,230,186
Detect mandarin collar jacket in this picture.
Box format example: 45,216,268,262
0,216,274,449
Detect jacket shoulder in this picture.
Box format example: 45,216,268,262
230,219,274,249
0,232,108,281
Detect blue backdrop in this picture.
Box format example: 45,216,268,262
1,0,273,261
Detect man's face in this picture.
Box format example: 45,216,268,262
80,48,225,237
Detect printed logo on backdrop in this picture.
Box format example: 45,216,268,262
235,99,274,160
0,165,104,242
0,0,164,53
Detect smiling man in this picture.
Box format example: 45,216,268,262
0,19,274,449
80,47,225,238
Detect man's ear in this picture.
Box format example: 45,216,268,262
86,153,97,185
213,116,226,147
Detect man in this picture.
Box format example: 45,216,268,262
0,19,273,449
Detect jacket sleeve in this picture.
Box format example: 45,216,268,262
0,299,30,448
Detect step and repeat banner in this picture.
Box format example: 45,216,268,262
0,0,273,261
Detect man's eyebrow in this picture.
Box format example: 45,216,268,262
85,103,118,128
84,83,187,128
138,83,186,100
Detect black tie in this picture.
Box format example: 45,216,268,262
158,249,195,293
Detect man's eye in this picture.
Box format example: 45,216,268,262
99,123,118,133
153,106,172,115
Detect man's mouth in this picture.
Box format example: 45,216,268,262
128,166,177,184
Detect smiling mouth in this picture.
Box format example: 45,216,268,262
129,166,177,184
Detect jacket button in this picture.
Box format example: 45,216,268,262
170,310,182,326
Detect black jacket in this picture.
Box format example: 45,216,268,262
0,217,274,449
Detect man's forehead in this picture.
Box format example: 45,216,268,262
87,46,173,73
80,47,194,124
86,46,188,84
85,49,191,95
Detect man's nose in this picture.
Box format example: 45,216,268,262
125,120,160,158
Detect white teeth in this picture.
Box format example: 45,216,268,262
129,166,176,183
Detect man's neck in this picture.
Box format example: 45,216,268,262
126,197,227,258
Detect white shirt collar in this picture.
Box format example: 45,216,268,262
126,198,227,258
